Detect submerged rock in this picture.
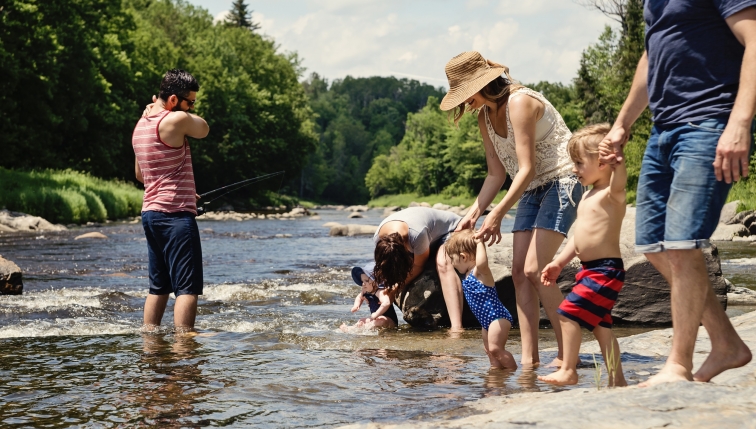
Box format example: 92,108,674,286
0,256,23,295
328,224,377,237
75,232,108,240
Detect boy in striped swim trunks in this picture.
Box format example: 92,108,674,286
538,124,628,387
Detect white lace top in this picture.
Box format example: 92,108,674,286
483,87,574,191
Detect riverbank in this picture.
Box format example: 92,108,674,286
366,191,507,209
0,168,142,224
341,310,756,429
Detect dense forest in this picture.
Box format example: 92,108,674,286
3,0,754,213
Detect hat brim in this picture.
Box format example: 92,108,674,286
351,267,366,286
440,67,506,111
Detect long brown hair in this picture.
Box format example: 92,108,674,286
373,232,414,294
450,71,524,126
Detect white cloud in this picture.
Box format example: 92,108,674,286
191,0,616,86
213,10,229,24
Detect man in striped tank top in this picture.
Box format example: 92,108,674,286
132,69,209,334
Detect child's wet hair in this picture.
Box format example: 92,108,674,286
445,229,477,258
567,123,611,162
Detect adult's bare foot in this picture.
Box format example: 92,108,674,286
693,340,752,382
545,357,563,368
538,368,578,386
639,362,692,387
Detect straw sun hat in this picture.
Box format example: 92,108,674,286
440,51,509,111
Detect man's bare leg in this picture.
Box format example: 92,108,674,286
174,294,198,334
593,326,627,387
538,315,581,385
143,294,170,327
437,245,464,331
641,249,709,386
524,228,569,367
694,273,752,381
512,231,540,365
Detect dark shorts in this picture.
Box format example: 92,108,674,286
142,210,203,296
557,258,624,331
512,177,583,237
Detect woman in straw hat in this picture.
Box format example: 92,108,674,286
440,51,582,366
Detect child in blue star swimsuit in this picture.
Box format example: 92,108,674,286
340,262,398,332
446,229,517,370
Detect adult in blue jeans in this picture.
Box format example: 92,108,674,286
600,0,755,386
441,52,583,367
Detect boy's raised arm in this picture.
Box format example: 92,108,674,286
609,149,628,203
474,240,496,287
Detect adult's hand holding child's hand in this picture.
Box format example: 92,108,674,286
541,262,562,287
599,125,629,165
454,213,477,232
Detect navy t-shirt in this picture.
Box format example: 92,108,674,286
645,0,756,125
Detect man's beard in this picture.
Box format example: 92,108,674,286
171,104,186,112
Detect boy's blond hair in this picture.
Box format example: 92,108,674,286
445,229,477,258
567,123,611,162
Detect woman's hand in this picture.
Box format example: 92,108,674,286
142,95,158,118
474,213,502,246
454,211,478,232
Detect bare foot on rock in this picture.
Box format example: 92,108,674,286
538,368,578,386
639,362,692,387
693,340,752,382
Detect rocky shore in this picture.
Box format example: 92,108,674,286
340,310,756,429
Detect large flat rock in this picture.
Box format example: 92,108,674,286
0,209,66,233
0,256,23,295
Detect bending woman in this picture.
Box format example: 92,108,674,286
372,207,462,327
440,51,582,366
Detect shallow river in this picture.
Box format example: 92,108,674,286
1,209,754,427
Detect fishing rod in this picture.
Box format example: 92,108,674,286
196,170,286,216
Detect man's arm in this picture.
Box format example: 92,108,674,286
176,112,210,140
135,158,143,183
599,52,649,164
717,7,756,183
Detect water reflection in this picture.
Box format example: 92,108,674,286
134,334,214,427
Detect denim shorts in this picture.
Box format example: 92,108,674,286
142,210,204,296
512,177,583,236
635,117,751,253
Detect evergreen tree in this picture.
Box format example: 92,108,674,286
224,0,260,31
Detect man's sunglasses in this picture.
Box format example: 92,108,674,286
178,95,196,106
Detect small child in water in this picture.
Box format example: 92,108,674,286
340,262,398,331
538,123,627,387
445,230,517,370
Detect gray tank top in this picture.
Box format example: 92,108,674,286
374,207,462,255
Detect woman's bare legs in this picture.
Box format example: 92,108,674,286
512,229,568,366
437,244,464,330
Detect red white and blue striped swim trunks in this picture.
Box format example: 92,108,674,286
557,258,625,331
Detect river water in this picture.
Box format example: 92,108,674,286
1,209,754,428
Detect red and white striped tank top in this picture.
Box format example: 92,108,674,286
132,110,197,215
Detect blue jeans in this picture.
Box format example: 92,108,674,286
635,117,749,253
142,211,204,296
512,177,583,237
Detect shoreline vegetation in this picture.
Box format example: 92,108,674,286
0,168,143,225
367,190,508,209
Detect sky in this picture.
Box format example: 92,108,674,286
186,0,617,88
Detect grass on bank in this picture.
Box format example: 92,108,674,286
0,168,143,224
367,191,508,209
728,177,756,212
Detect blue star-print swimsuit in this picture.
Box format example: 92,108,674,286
462,271,513,330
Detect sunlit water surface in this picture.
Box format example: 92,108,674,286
1,209,753,427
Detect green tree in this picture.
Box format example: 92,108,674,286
224,0,260,31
